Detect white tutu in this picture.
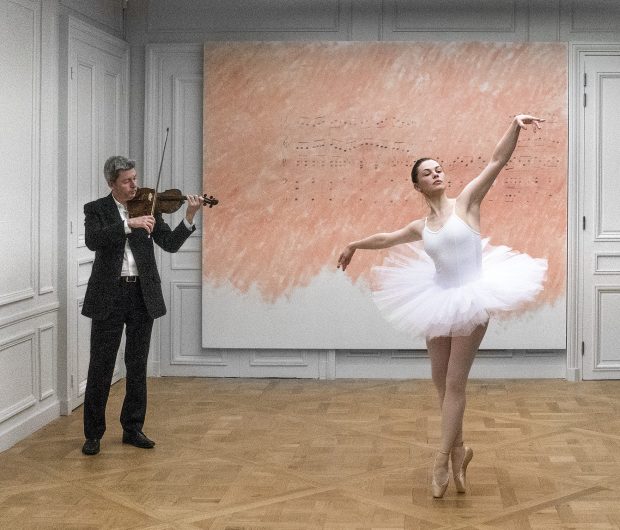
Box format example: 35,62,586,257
371,239,547,338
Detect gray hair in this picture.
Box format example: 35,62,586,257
103,155,135,185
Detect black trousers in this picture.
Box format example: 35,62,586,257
83,279,154,440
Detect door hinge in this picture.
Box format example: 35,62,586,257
583,216,586,230
71,374,75,388
583,73,587,106
70,66,74,80
70,220,74,234
581,341,585,356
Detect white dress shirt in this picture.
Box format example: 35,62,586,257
112,195,139,276
112,195,195,277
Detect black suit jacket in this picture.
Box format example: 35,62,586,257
81,193,195,320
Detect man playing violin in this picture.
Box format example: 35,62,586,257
81,155,202,455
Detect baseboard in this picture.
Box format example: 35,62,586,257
0,400,61,453
336,350,567,379
147,360,160,377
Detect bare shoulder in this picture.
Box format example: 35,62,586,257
399,218,425,242
454,195,481,231
407,218,425,233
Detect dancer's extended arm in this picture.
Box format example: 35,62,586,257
460,114,544,208
337,219,423,272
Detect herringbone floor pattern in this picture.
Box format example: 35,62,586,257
2,378,620,529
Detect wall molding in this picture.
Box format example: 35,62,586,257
0,0,40,308
0,302,59,331
0,288,36,306
60,0,123,35
249,351,311,367
67,14,125,56
381,0,529,40
0,331,37,423
37,324,56,401
568,0,620,33
38,0,59,296
337,349,566,379
391,0,518,33
146,0,345,34
170,281,203,365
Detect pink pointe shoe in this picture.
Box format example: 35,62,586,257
431,450,450,498
453,445,473,494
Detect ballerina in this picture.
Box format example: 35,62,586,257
337,114,547,498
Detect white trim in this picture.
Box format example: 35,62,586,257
145,1,344,34
68,16,127,58
336,350,566,379
0,302,60,331
0,331,37,423
0,400,60,453
37,324,56,401
569,43,620,382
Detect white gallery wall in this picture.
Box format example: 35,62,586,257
0,0,124,451
1,0,620,451
125,0,620,380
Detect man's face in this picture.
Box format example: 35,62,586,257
110,168,138,204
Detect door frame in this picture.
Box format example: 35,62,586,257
64,17,129,413
569,43,620,381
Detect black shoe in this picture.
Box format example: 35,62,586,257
122,430,155,449
82,438,100,455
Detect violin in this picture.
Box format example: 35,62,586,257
127,127,219,219
127,188,218,218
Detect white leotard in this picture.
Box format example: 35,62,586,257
423,211,482,289
371,204,547,338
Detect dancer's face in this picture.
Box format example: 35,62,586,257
414,159,446,195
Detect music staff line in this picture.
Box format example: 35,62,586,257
291,114,564,130
284,153,561,170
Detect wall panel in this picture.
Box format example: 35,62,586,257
569,0,620,32
383,0,529,41
0,0,39,306
147,0,345,34
0,0,62,453
169,282,240,376
38,324,55,400
595,288,620,369
560,0,620,41
0,332,36,423
60,0,122,34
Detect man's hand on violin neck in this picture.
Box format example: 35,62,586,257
128,215,155,234
185,194,202,225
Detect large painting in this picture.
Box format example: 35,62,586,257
202,42,567,349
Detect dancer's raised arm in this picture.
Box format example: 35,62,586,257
337,219,424,272
460,114,544,209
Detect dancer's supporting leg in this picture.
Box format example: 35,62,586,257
427,322,487,496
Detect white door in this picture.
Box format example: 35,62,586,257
66,18,129,410
581,52,620,379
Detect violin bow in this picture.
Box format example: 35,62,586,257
151,127,170,217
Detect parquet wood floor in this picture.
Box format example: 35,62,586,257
2,378,620,529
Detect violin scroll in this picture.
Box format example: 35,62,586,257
202,194,218,208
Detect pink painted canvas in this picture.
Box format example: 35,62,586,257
203,42,567,349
